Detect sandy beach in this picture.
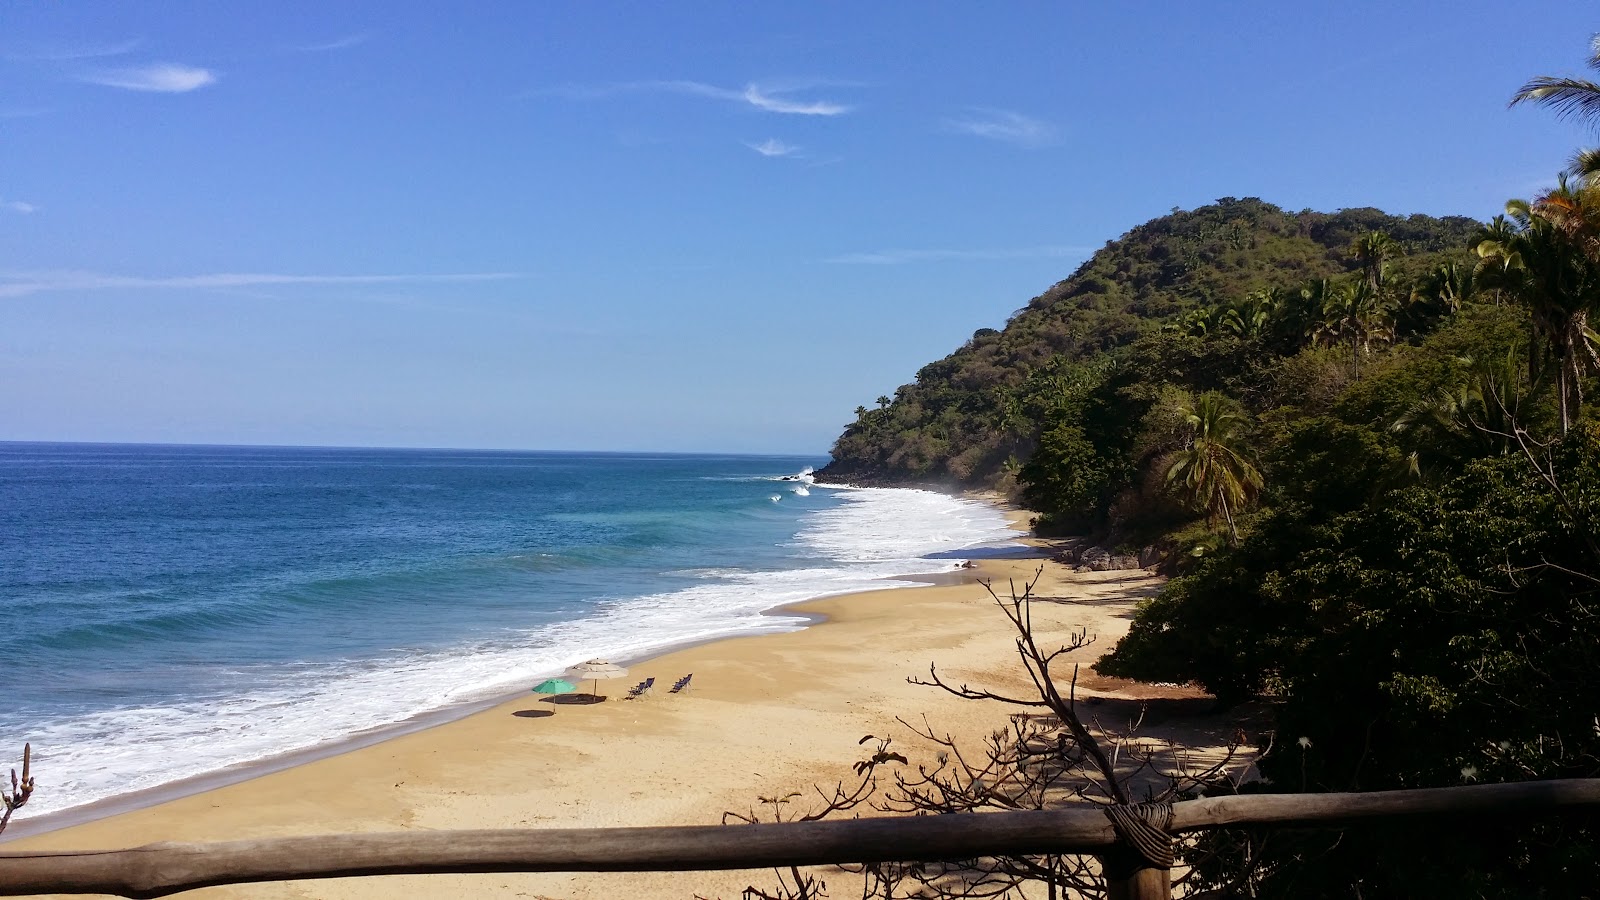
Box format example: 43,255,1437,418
9,527,1231,899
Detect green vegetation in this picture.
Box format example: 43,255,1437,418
820,34,1600,897
821,199,1479,504
1162,391,1262,543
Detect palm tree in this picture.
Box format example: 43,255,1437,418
1392,349,1526,466
1350,230,1401,294
1295,278,1336,344
1475,183,1600,432
1165,392,1264,544
1313,278,1395,379
1412,262,1476,314
1213,290,1277,339
1512,34,1600,180
876,395,890,410
1166,306,1218,337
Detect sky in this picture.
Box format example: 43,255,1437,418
2,2,1598,454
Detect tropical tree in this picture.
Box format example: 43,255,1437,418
1350,230,1401,294
1391,349,1529,471
1312,279,1395,378
1411,262,1476,314
1019,423,1109,528
1220,289,1278,338
1475,184,1600,432
1512,33,1600,180
1164,391,1263,543
1297,278,1337,341
1167,306,1218,337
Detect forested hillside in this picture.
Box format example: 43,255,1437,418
820,198,1479,495
808,35,1600,900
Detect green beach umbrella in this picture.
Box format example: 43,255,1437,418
532,678,577,694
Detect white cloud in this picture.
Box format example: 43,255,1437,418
1,199,37,215
0,271,521,299
539,80,851,116
83,63,217,93
944,108,1055,147
741,84,848,116
7,38,142,62
825,245,1092,265
294,33,370,52
746,138,800,158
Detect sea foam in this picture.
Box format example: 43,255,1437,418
19,482,1017,818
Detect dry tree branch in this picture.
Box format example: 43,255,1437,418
719,569,1262,898
0,745,33,837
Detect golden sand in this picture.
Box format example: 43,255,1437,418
13,533,1207,899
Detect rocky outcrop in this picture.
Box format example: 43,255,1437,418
1052,539,1162,572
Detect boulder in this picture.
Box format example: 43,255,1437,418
1079,547,1142,571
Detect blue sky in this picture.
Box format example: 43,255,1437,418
2,2,1597,454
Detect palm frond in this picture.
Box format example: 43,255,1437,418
1565,147,1600,182
1511,77,1600,124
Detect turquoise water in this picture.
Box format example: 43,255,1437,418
1,443,1017,817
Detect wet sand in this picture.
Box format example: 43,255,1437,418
11,535,1218,899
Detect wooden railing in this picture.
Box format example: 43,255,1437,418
3,780,1598,899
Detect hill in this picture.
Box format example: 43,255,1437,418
818,197,1479,492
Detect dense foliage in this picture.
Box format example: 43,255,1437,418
820,198,1479,499
817,35,1600,895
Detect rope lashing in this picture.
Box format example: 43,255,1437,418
1103,801,1175,868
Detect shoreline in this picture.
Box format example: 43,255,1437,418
3,580,940,843
5,530,1204,899
3,604,835,842
5,494,1028,842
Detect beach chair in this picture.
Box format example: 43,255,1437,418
624,677,655,700
669,673,693,694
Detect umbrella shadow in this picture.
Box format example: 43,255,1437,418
511,709,556,719
540,694,608,705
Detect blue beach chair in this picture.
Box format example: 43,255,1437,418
625,677,656,700
669,673,693,694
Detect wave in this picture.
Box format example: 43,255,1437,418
17,486,1018,817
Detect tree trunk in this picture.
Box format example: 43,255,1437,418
1559,361,1573,434
1219,489,1237,545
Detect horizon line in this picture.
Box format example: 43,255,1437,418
0,437,831,459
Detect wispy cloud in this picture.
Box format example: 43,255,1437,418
825,245,1091,265
0,271,521,299
943,108,1055,148
1,199,37,215
746,138,800,158
6,38,142,62
82,63,217,93
293,33,370,52
538,80,852,116
740,84,847,115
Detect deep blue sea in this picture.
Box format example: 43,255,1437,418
1,443,1017,818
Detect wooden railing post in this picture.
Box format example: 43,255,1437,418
1101,801,1173,900
1100,848,1170,900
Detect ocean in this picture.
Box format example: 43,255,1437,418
0,443,1018,822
